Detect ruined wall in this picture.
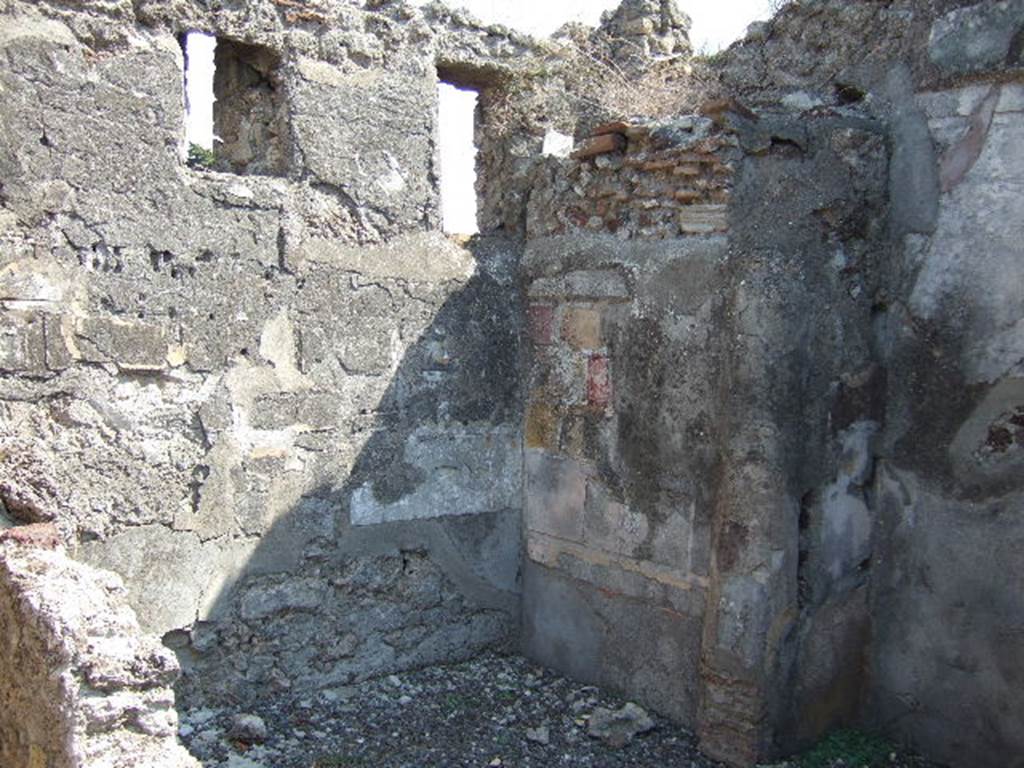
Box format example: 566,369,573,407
519,117,736,725
0,526,199,768
0,0,533,707
519,4,1024,762
869,64,1024,768
1,1,1021,767
707,107,889,764
714,2,1024,766
518,101,892,766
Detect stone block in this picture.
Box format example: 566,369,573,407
677,204,728,234
526,304,556,346
290,63,435,232
74,317,169,371
587,354,612,409
561,306,602,350
674,188,702,202
0,311,46,373
524,450,586,542
673,164,701,176
525,402,559,450
239,578,326,621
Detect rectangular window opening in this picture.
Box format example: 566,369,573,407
437,80,480,236
181,32,289,176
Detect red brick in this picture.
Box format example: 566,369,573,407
587,355,612,409
527,304,556,345
0,523,61,549
573,133,626,160
592,120,631,136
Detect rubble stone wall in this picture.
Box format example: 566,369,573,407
0,0,532,708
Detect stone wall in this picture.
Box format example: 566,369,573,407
0,526,199,768
519,233,725,725
519,4,1024,766
715,2,1024,766
519,103,892,765
0,0,532,709
868,77,1024,768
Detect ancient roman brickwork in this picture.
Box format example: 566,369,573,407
527,118,736,239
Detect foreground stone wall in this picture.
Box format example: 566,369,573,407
0,526,199,768
0,0,531,706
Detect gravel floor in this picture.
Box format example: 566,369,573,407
178,652,937,768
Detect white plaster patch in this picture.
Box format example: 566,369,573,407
350,427,521,526
542,129,574,158
378,152,407,194
819,421,878,581
910,106,1024,382
0,260,69,310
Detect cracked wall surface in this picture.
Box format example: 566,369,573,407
517,2,1023,767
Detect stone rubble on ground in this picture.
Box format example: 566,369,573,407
587,702,657,748
227,714,268,745
171,653,939,768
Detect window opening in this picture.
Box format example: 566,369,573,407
437,81,479,235
182,33,289,176
183,32,215,154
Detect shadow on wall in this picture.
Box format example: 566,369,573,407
166,236,525,707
